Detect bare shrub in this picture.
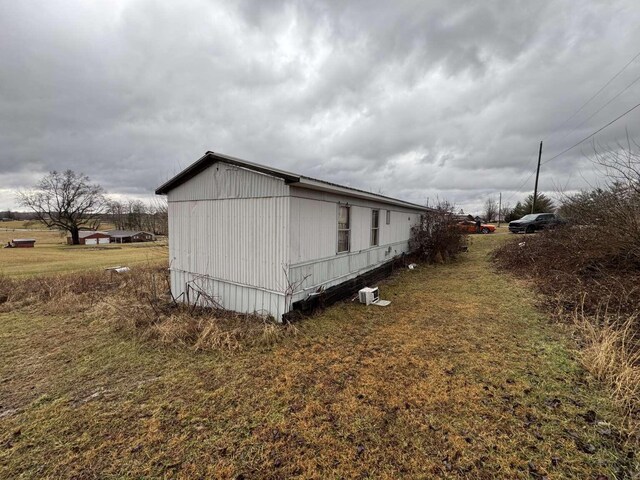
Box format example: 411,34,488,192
409,200,467,263
494,227,640,313
495,228,640,442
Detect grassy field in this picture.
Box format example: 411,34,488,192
0,220,49,230
0,220,116,231
0,227,166,277
0,234,634,478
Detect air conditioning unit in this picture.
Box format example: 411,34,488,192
359,287,379,305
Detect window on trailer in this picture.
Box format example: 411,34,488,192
386,210,391,225
371,209,379,246
337,205,350,253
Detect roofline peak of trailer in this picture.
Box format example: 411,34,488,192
156,151,431,211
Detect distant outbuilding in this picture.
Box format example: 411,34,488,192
67,231,111,245
106,230,155,243
9,238,35,248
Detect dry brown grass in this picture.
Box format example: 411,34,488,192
1,265,297,352
571,308,640,431
0,234,636,478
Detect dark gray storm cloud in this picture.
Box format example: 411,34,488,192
1,0,639,213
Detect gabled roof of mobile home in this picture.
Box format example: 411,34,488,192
156,151,430,211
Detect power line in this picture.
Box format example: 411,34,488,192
547,48,640,137
502,148,540,204
502,50,640,206
542,101,640,165
506,88,640,203
560,71,640,141
503,169,536,204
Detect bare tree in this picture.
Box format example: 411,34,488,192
500,201,512,223
125,199,146,231
592,135,640,195
149,197,168,235
17,170,106,245
106,197,168,235
107,199,127,230
560,139,640,259
483,196,498,222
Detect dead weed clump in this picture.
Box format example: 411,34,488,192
1,266,298,351
493,226,640,442
105,297,298,352
91,268,298,351
0,270,124,314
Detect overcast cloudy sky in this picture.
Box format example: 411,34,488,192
1,0,640,213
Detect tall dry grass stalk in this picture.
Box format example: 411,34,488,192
570,305,640,440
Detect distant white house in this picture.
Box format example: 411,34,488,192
156,151,427,321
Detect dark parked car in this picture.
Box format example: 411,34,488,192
508,213,564,234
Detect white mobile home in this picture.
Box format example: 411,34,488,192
156,152,426,321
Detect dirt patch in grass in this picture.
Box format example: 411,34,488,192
0,235,636,478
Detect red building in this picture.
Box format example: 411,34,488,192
10,238,35,248
67,231,111,245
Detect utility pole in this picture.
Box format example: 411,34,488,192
531,141,543,214
498,192,502,227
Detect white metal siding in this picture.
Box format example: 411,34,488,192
167,163,290,320
170,269,287,321
289,196,337,263
289,187,421,264
168,197,289,291
168,162,288,201
287,186,422,304
288,241,413,305
350,206,371,252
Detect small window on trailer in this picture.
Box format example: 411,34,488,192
386,210,391,225
371,209,380,246
337,205,350,253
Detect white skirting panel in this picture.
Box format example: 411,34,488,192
170,269,287,321
288,240,411,305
